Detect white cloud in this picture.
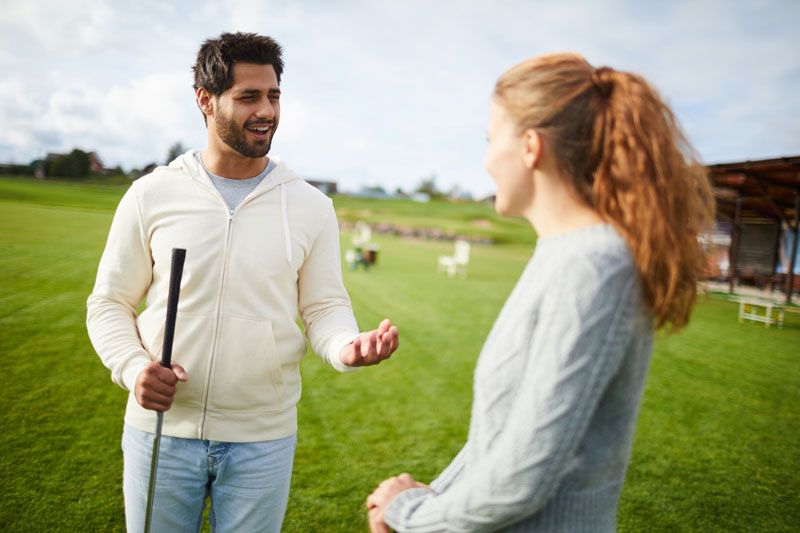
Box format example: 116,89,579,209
3,0,120,55
0,0,797,193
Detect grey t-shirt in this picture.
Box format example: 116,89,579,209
195,152,277,212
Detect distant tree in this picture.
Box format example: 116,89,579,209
49,149,91,179
394,186,406,197
415,173,443,199
0,163,33,176
166,142,187,164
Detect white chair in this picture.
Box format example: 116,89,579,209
351,221,372,248
438,240,471,278
346,221,379,270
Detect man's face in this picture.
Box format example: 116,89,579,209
210,62,281,158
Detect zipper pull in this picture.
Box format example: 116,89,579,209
228,208,234,221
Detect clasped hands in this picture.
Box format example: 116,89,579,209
366,473,429,533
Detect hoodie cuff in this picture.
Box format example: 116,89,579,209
119,354,151,392
330,331,362,373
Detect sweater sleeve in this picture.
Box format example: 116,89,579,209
384,259,638,532
298,202,360,373
429,444,469,493
86,185,153,391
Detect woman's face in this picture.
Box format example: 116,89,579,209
484,100,534,217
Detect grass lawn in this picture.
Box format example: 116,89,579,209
0,176,798,531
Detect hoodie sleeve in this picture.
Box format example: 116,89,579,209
298,201,360,372
86,185,153,391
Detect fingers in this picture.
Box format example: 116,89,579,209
171,363,189,382
341,321,400,367
385,325,399,354
366,493,379,509
354,332,379,364
134,361,188,412
365,473,420,532
368,506,389,533
366,331,378,358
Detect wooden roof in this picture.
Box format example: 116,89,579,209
708,156,800,224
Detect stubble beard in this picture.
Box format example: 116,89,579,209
215,111,276,159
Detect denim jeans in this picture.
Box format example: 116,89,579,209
122,424,296,533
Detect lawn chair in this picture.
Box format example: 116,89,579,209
438,239,470,278
351,221,372,248
345,222,379,271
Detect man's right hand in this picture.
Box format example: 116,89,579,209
134,361,189,412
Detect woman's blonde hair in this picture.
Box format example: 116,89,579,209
495,53,715,330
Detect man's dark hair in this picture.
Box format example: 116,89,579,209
193,32,284,96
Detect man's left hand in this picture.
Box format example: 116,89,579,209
340,318,399,367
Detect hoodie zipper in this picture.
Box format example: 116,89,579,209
198,206,235,439
191,156,289,439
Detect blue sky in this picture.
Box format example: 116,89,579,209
1,0,798,196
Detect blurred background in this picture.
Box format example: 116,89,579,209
1,1,798,531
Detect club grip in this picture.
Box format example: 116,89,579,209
160,248,186,368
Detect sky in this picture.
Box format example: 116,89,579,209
1,0,799,196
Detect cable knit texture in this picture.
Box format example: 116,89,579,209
385,224,654,532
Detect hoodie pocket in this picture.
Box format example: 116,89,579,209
136,309,166,360
207,315,283,412
138,311,213,407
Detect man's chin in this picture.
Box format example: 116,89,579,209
230,141,272,159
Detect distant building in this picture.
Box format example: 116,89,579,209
88,152,105,174
36,150,107,176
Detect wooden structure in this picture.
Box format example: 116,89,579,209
708,156,800,304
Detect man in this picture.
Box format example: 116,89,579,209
87,32,399,532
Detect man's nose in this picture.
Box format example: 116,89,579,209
254,99,275,120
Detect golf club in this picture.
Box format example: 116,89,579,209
144,247,186,533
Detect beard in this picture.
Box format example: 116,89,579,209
214,111,277,158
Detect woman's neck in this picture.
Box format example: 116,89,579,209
524,171,605,238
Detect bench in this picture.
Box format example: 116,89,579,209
737,298,785,328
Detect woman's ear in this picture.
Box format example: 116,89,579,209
522,129,541,169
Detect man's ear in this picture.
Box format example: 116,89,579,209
521,129,541,169
196,87,214,119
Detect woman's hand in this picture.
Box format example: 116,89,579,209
366,473,429,532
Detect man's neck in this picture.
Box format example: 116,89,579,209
201,145,268,180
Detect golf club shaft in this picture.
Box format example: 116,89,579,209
143,412,163,532
144,248,186,533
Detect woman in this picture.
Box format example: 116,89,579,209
366,53,714,532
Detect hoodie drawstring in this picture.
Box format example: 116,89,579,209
280,183,292,267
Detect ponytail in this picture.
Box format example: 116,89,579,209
495,54,714,330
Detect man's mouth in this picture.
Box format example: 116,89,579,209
246,123,273,137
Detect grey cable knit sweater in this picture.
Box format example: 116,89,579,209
385,224,654,532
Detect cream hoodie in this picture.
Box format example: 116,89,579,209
87,150,359,442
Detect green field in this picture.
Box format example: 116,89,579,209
1,176,798,532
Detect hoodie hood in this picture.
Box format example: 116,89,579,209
170,149,301,267
170,149,300,194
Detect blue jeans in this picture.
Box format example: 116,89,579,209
122,424,296,533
